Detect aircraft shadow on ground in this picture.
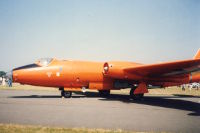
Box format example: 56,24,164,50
10,91,200,116
10,95,61,98
98,93,200,116
9,91,100,99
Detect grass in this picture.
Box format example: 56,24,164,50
0,124,139,133
148,86,200,96
0,83,200,96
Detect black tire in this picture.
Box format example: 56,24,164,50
130,88,144,100
98,90,110,97
61,90,72,98
59,87,64,91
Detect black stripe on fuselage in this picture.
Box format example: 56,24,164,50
13,64,40,71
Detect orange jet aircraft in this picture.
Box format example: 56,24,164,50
9,49,200,99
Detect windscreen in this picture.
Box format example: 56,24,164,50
37,58,53,66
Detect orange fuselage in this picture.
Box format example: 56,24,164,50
13,59,113,90
12,59,200,91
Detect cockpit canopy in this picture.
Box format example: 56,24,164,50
36,58,53,66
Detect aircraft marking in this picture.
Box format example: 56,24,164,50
46,72,52,78
56,72,60,77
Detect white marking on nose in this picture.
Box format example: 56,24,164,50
56,72,60,77
47,72,52,78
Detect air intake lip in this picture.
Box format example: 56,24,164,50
103,62,109,74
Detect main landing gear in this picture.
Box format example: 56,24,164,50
130,88,144,100
129,82,148,100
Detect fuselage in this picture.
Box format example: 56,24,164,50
13,59,110,89
12,58,200,91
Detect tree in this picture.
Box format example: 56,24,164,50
0,71,6,77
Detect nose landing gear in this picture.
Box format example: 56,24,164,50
61,90,72,98
59,87,72,98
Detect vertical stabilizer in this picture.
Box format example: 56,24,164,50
193,49,200,59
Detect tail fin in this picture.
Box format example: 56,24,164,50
193,49,200,59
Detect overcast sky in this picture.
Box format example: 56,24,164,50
0,0,199,71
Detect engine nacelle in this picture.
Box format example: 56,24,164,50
103,61,146,80
103,62,127,79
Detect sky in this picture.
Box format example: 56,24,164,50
0,0,200,71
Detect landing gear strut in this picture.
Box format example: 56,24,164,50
98,90,110,97
130,88,144,100
61,90,72,98
130,82,148,100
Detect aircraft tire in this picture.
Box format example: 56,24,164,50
98,90,110,97
130,88,144,100
61,90,72,98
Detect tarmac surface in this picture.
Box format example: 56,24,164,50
0,89,200,132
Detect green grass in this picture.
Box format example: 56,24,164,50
0,124,138,133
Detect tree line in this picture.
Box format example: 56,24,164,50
0,71,6,77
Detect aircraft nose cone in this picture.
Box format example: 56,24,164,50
12,70,18,82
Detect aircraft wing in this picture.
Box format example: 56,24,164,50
124,49,200,77
124,59,200,77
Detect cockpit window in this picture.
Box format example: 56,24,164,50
36,58,53,66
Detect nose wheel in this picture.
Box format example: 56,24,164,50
61,90,72,98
